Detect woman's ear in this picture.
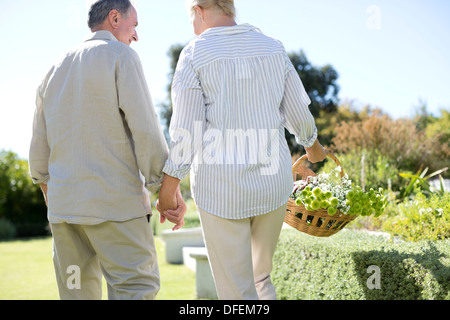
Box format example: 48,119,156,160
194,5,204,22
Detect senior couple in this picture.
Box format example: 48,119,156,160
29,0,326,300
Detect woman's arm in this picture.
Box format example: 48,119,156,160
280,53,326,163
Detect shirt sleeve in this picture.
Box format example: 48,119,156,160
116,50,169,193
162,45,206,180
29,72,52,185
280,54,318,148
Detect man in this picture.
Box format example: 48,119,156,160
29,0,185,300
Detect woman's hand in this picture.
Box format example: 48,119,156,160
305,139,327,163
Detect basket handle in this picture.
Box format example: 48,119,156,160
292,151,345,179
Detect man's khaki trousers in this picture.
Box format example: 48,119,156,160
198,204,287,300
51,216,159,300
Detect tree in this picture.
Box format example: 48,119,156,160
157,46,340,155
286,50,339,154
288,50,340,117
157,44,184,141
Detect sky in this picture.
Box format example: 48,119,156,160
0,0,449,159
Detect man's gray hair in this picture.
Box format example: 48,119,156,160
88,0,133,29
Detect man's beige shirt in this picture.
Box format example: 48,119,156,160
29,31,169,224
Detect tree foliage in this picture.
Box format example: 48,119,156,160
158,44,184,140
287,50,340,117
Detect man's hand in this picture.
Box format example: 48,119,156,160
40,183,48,207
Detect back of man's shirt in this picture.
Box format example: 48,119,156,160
30,31,168,224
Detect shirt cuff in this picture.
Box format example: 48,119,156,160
146,181,162,194
31,175,50,185
295,127,318,148
162,162,190,181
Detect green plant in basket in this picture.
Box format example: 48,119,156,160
291,165,388,217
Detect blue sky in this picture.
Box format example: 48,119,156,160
0,0,449,159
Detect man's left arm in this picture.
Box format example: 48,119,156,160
116,52,169,194
29,75,52,205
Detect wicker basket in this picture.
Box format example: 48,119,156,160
284,151,356,237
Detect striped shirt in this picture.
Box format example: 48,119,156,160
162,24,317,219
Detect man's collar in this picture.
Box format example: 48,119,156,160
85,30,118,43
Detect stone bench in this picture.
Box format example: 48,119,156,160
185,247,218,300
159,227,204,264
182,246,204,272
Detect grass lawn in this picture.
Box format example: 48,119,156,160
0,235,197,300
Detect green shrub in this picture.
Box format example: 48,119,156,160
183,199,201,228
382,192,450,242
0,151,48,237
0,219,16,240
319,149,404,193
273,229,449,300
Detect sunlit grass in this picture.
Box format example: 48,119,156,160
0,237,57,300
0,235,196,300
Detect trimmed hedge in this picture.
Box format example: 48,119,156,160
273,229,450,300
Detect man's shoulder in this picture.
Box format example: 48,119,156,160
81,38,139,60
41,41,138,87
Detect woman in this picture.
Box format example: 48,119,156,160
158,0,327,299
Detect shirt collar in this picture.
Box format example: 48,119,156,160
199,23,260,38
85,30,119,43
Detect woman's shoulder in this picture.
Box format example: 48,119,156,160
178,40,196,63
183,24,288,69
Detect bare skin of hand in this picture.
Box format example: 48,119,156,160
158,189,186,231
40,183,51,231
305,139,327,163
156,175,186,231
40,183,48,207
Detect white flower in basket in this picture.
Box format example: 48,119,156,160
291,165,388,217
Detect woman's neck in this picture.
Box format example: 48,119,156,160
206,15,237,29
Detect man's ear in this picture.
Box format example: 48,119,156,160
108,9,121,29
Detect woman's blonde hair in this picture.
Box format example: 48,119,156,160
187,0,236,19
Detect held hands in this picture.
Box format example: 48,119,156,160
156,175,187,231
157,189,186,231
